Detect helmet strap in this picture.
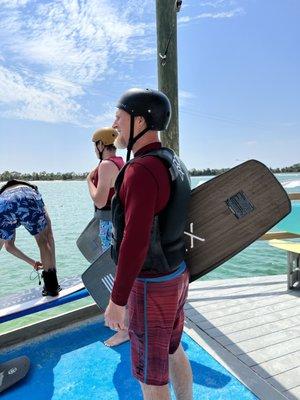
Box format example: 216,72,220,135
126,115,149,162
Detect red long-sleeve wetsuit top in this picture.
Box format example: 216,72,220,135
111,142,171,306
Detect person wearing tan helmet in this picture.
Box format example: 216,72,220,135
87,128,123,236
87,127,128,346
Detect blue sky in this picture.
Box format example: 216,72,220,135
0,0,299,173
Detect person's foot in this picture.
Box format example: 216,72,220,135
42,285,61,297
104,330,129,347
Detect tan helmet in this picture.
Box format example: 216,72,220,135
92,127,118,146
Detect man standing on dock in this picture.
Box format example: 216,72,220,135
0,180,60,297
104,88,193,400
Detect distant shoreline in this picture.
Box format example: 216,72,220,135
1,164,300,181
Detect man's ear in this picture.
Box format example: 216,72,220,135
138,116,146,127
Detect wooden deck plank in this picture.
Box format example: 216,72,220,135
217,318,300,346
284,386,300,400
237,336,300,366
186,295,298,323
187,279,276,300
189,274,286,289
224,327,300,355
202,307,300,339
193,298,300,330
186,274,300,400
267,366,300,391
187,279,290,305
186,282,287,311
252,351,300,379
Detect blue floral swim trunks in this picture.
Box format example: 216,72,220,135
99,220,112,251
0,186,48,240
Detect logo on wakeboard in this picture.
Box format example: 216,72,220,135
184,223,205,250
101,274,114,293
8,367,17,375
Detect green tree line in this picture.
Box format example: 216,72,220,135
0,171,88,181
190,163,300,176
1,163,300,181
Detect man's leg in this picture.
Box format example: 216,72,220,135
34,224,60,296
34,226,54,271
140,382,170,400
43,212,56,269
101,220,130,346
169,344,193,400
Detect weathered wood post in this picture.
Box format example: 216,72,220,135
156,0,181,155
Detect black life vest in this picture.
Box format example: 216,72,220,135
0,179,38,195
111,147,191,275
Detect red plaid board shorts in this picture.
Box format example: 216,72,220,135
127,262,189,386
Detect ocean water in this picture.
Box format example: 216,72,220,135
0,174,299,332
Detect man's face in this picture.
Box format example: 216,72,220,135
112,109,130,149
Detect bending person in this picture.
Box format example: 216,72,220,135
87,127,128,346
0,180,60,296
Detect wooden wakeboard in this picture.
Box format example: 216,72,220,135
186,160,291,282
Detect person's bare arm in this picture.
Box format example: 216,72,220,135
87,161,118,209
4,235,41,269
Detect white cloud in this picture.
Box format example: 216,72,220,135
179,90,195,99
178,7,245,24
0,65,83,124
0,0,30,7
0,0,156,125
200,0,238,8
245,141,257,146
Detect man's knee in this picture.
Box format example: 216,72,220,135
4,241,14,252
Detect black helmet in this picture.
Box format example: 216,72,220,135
117,88,171,131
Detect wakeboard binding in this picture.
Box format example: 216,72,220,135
41,269,61,296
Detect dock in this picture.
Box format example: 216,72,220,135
185,274,300,400
2,273,300,399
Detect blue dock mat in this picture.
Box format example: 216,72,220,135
0,319,257,399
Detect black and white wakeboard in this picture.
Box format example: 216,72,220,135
0,356,30,393
76,217,103,263
81,249,115,311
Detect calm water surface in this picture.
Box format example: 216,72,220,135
1,174,299,332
